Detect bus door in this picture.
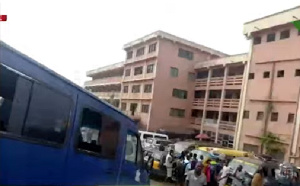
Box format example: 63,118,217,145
118,129,149,185
65,94,123,185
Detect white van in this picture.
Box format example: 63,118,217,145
138,131,169,144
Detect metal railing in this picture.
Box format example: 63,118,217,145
219,120,236,131
210,77,224,86
195,79,207,88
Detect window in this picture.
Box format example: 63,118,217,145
253,37,261,45
132,85,140,93
127,51,133,59
243,111,250,119
136,47,145,57
256,112,264,121
121,103,127,111
125,69,131,76
267,33,275,42
263,71,270,78
249,73,255,79
146,64,154,73
141,104,149,113
134,66,143,75
148,43,157,53
280,30,290,40
144,84,152,93
170,67,179,77
188,72,195,81
287,113,295,123
277,70,284,78
0,65,72,145
125,132,142,165
295,69,300,77
178,48,194,60
76,108,120,159
172,89,188,99
23,83,72,144
123,86,128,93
271,112,278,122
0,65,32,135
298,30,300,36
169,108,185,118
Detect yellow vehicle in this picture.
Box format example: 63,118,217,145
197,147,253,158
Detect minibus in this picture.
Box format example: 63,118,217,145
0,41,150,185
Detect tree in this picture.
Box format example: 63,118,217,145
260,132,284,155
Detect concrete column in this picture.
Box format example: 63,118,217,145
215,66,228,143
146,102,152,131
234,39,253,150
290,87,300,163
200,68,212,134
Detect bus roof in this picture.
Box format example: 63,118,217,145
0,41,136,124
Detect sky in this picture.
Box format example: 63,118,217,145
1,0,299,86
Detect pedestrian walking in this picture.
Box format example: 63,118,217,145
165,149,174,182
218,160,230,186
190,154,198,170
186,164,207,186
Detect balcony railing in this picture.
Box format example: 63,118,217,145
203,119,218,125
207,98,221,108
226,75,243,86
190,117,202,125
210,77,224,86
223,99,239,109
94,92,121,99
123,111,142,120
84,77,122,86
193,98,205,107
195,79,207,88
219,121,236,131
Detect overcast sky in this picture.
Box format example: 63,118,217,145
1,0,299,86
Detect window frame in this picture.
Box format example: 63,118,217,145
270,112,278,122
253,37,261,45
134,66,143,76
277,70,284,78
123,85,129,93
74,106,121,159
131,85,141,93
136,47,145,57
295,69,300,77
172,88,188,99
249,73,255,80
146,64,154,74
170,67,179,77
141,104,150,113
127,51,133,59
148,43,157,53
287,113,295,123
256,111,264,121
125,69,131,77
124,131,143,165
144,84,152,93
0,64,73,149
266,33,276,42
243,111,250,119
280,30,290,40
263,71,270,78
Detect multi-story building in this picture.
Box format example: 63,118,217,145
121,31,227,131
236,6,300,162
191,54,248,148
84,62,124,108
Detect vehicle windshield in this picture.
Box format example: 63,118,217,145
156,140,171,145
191,149,211,160
154,136,167,140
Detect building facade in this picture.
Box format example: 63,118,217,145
84,62,124,108
192,54,248,148
236,6,300,162
121,31,227,131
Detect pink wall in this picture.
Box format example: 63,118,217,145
150,38,213,131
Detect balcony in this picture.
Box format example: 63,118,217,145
219,121,236,132
209,77,224,87
195,79,207,89
223,99,239,109
123,111,142,121
190,117,202,125
121,92,153,100
203,118,218,125
207,98,221,108
84,77,122,86
226,75,243,86
125,52,158,65
94,92,121,99
193,98,205,107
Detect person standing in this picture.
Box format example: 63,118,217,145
232,165,244,186
190,154,198,170
196,155,204,167
186,165,207,186
165,149,174,182
218,160,230,186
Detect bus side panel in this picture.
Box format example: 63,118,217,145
64,94,127,185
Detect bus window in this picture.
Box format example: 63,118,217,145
76,108,120,159
125,133,138,163
0,65,32,134
23,83,72,144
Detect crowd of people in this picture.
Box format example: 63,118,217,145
162,149,300,186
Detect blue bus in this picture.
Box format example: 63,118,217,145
0,41,150,185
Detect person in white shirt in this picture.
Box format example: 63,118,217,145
218,160,230,186
165,149,174,182
186,164,207,186
232,165,244,186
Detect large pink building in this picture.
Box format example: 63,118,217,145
121,31,227,131
236,6,300,162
